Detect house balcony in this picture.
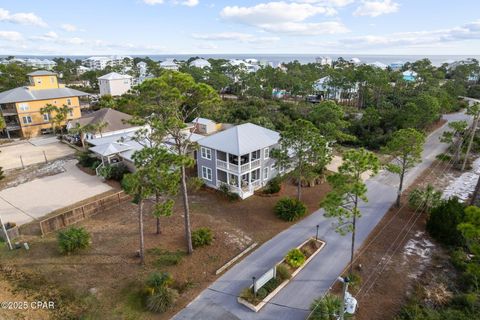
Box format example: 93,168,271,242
216,158,261,174
216,179,261,199
1,109,18,116
5,122,21,131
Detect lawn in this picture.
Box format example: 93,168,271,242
0,179,330,320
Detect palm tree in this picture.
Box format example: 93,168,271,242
40,104,58,134
69,123,94,148
94,121,108,138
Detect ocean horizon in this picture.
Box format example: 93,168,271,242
2,54,479,67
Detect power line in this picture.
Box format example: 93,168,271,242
355,132,467,299
306,115,469,319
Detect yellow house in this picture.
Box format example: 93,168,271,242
0,70,89,138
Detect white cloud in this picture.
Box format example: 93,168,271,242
220,1,348,35
353,0,399,17
143,0,199,6
174,0,199,6
319,20,480,50
294,0,354,7
0,8,47,27
221,2,337,25
0,31,23,42
257,21,349,35
192,32,280,43
61,24,78,32
143,0,164,4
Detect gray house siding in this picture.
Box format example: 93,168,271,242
196,146,217,188
196,143,281,193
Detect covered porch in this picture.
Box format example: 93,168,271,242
216,168,262,199
216,149,262,174
89,142,131,175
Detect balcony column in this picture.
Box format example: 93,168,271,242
237,155,241,174
249,153,251,171
226,152,230,170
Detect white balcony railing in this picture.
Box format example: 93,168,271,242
218,158,261,173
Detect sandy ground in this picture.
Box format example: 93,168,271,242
0,160,112,225
0,139,74,171
0,279,51,320
327,155,372,181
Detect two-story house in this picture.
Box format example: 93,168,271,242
0,71,89,138
196,123,282,199
98,72,133,97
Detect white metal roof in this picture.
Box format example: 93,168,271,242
193,117,216,126
98,72,133,80
198,123,279,155
89,142,132,157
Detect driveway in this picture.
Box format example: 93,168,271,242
0,138,75,171
173,111,471,320
0,160,112,225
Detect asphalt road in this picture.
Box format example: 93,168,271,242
173,111,470,320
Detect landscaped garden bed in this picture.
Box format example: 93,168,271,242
238,237,326,312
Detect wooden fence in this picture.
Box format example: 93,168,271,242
39,191,131,236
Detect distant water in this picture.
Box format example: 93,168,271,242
3,54,479,67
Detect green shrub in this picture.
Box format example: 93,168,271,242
408,185,442,213
347,272,362,292
187,177,205,192
276,264,291,282
78,151,97,168
264,176,282,194
436,153,451,162
256,287,268,300
262,277,281,292
147,248,185,267
274,197,307,221
310,294,342,320
90,159,102,170
146,272,173,291
285,248,306,268
99,163,128,181
191,227,213,248
426,197,466,247
57,227,91,254
219,184,241,201
145,286,178,313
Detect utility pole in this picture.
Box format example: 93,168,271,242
0,212,13,250
338,276,350,320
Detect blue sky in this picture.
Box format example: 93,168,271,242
0,0,479,55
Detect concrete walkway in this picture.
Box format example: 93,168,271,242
173,111,470,320
0,160,112,225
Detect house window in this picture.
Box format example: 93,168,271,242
68,109,74,117
201,147,212,160
263,167,269,180
251,150,260,160
19,103,29,111
37,79,42,84
66,98,72,106
50,77,55,83
202,166,212,181
252,168,260,181
43,113,50,122
22,116,32,124
264,147,270,159
271,164,275,172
